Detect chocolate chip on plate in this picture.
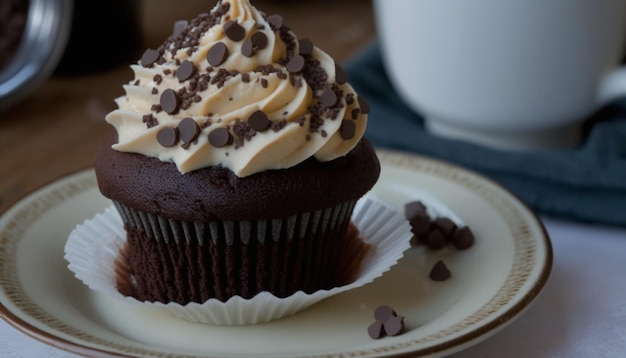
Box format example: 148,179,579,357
374,305,396,322
383,316,405,337
429,260,451,281
367,320,384,340
433,217,457,239
425,229,446,250
452,226,475,250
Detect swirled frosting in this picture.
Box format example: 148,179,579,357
106,0,369,177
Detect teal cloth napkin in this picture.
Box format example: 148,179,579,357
344,41,626,227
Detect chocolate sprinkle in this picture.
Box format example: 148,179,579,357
320,88,339,108
140,48,160,67
429,260,451,281
298,38,314,55
156,127,179,147
208,127,233,147
286,55,305,73
160,89,179,114
207,42,229,66
340,120,355,140
176,60,197,82
223,20,245,41
247,110,271,131
177,117,200,144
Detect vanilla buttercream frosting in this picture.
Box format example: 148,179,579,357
106,0,369,177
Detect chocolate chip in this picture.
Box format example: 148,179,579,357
207,42,229,66
340,120,355,139
208,127,233,147
405,200,426,220
172,20,188,37
434,217,457,238
374,305,396,322
429,260,451,281
425,229,446,250
252,31,268,49
176,60,196,82
140,48,160,67
223,20,245,41
286,55,305,73
358,95,370,114
383,316,405,336
247,110,271,131
367,321,384,340
160,89,179,114
242,38,255,57
157,127,179,147
320,88,338,108
335,63,349,84
409,211,430,237
177,117,200,144
268,14,283,30
298,38,314,55
452,226,475,250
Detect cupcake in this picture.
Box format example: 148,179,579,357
94,0,379,305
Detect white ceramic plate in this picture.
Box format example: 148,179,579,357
0,150,552,358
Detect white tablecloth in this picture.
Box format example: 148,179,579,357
2,217,625,358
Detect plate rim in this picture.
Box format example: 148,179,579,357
0,149,553,358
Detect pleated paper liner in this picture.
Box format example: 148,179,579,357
64,197,412,325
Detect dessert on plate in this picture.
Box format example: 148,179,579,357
93,0,381,306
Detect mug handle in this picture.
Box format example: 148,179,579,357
598,66,626,106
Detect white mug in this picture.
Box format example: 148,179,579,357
374,0,626,150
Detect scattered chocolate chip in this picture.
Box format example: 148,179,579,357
172,20,188,37
340,120,355,140
247,110,271,131
208,127,233,147
242,38,255,57
452,226,475,250
425,229,446,250
140,48,160,67
409,211,430,238
405,201,427,220
260,78,268,88
298,38,314,56
367,321,384,340
252,31,268,49
320,88,338,108
374,305,396,322
335,63,349,84
177,117,200,144
207,42,229,66
223,20,245,41
358,95,370,114
383,316,405,336
286,55,305,73
176,60,197,82
434,217,457,238
160,89,179,114
157,127,179,147
429,260,451,281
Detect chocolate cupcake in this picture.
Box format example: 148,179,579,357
94,0,379,305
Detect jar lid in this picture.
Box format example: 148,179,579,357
0,0,74,112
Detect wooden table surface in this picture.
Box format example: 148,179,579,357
0,0,376,212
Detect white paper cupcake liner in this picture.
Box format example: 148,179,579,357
64,197,412,325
